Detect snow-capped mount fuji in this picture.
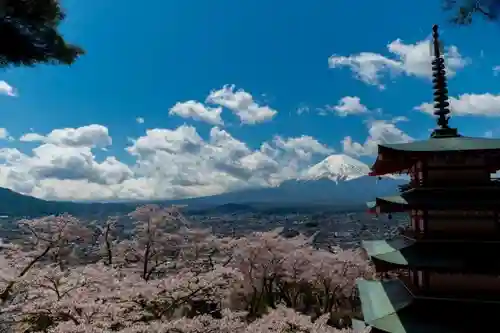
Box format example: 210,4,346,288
300,154,371,182
300,154,399,182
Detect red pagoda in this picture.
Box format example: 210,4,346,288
354,25,500,333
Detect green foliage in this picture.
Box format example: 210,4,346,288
443,0,499,25
0,0,84,68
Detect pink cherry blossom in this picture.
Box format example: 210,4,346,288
0,206,372,332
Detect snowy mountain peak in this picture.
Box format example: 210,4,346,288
300,154,371,182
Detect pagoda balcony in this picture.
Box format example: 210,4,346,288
396,271,500,303
397,178,500,192
361,236,500,275
401,229,500,243
368,192,500,214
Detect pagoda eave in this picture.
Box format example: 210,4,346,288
369,157,411,177
377,136,500,153
370,136,500,176
367,196,408,214
357,279,500,333
368,191,500,214
361,237,500,274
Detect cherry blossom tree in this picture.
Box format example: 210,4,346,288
0,206,373,332
114,205,220,280
2,261,242,332
223,229,373,320
0,214,92,303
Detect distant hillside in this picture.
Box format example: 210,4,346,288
0,188,136,218
189,203,256,215
162,176,404,209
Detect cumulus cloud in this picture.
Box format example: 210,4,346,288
328,38,468,89
272,136,333,159
206,85,277,124
341,117,413,157
28,145,132,186
414,93,500,117
0,81,16,97
136,117,145,124
331,96,368,116
167,85,277,125
19,124,112,148
0,128,13,141
0,143,133,200
4,123,334,201
169,101,223,125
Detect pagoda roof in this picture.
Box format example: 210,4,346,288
369,137,500,176
357,278,500,333
367,196,408,213
368,187,500,212
379,136,500,153
362,236,500,273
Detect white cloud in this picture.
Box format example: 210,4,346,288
136,117,145,124
0,128,14,141
0,143,133,200
331,96,368,116
0,81,16,97
297,98,369,117
415,93,500,117
328,38,468,89
169,101,223,125
341,118,413,157
19,124,112,148
4,124,334,201
28,144,132,186
272,136,334,160
206,85,277,124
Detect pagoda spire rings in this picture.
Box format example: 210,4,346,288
430,25,459,138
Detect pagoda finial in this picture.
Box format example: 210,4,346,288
430,25,459,138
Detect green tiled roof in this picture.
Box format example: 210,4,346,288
361,237,500,273
379,136,500,152
357,279,414,333
366,196,408,209
357,279,500,332
362,237,415,266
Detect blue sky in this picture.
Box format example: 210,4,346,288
0,0,499,201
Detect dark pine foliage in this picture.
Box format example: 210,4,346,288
443,0,500,24
0,0,84,68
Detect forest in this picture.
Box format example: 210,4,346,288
0,205,373,332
